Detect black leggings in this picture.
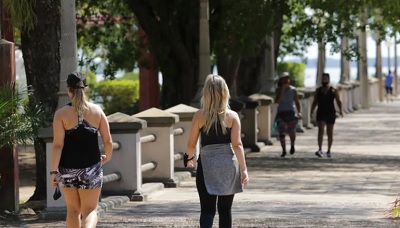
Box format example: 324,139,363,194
196,157,235,228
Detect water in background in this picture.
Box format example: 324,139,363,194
304,66,391,88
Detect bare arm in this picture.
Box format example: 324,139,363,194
293,89,302,119
334,88,343,116
187,111,202,167
230,111,249,185
310,88,319,115
274,87,285,104
98,107,113,164
50,110,65,188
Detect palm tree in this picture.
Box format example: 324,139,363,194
0,82,45,149
0,82,46,211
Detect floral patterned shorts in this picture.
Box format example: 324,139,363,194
57,162,103,189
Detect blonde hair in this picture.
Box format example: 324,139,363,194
200,74,230,135
68,81,89,116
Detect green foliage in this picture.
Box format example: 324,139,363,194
0,83,46,148
76,0,139,79
3,0,37,31
210,0,274,57
118,71,139,81
91,79,139,115
276,62,305,88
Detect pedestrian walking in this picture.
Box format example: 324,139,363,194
187,74,249,228
274,72,302,157
49,72,113,228
310,73,343,158
385,70,394,102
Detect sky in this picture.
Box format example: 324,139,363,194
305,35,396,60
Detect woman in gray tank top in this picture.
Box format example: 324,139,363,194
274,72,302,157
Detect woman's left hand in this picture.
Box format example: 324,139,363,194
241,170,249,186
297,112,302,120
101,155,107,164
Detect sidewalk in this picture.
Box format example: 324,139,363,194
6,99,400,227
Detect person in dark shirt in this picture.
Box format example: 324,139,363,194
49,72,113,228
187,74,249,228
310,73,343,158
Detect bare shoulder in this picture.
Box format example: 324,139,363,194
54,106,69,118
88,102,105,114
226,109,239,121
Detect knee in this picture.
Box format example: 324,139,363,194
66,205,81,216
81,205,98,216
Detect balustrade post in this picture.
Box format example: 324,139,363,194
249,93,274,146
232,97,262,152
165,104,199,173
102,112,146,200
297,88,314,129
133,108,180,187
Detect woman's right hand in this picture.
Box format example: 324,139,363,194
241,170,249,186
187,159,194,168
50,174,58,188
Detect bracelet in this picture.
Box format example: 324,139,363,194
50,171,58,175
188,156,194,161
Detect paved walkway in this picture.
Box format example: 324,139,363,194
5,99,400,227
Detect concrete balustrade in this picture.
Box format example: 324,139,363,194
352,81,362,110
101,112,146,199
369,78,380,105
235,96,263,152
133,108,180,187
165,104,199,172
297,88,314,129
295,91,305,133
336,84,349,114
270,102,279,137
343,81,354,113
249,93,274,146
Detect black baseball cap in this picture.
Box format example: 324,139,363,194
66,72,87,88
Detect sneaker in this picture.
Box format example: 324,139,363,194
315,150,322,157
290,146,295,155
327,151,331,158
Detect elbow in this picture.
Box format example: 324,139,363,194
231,142,243,150
52,143,63,153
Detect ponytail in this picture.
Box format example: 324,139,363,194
68,81,89,116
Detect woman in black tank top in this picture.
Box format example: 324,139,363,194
310,73,343,158
187,74,249,228
49,72,113,227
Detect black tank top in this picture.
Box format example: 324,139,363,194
59,103,101,168
200,121,231,147
317,86,336,114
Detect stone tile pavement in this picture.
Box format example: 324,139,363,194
3,100,400,227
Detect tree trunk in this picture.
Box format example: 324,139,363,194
20,0,61,201
127,0,199,108
216,55,241,96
